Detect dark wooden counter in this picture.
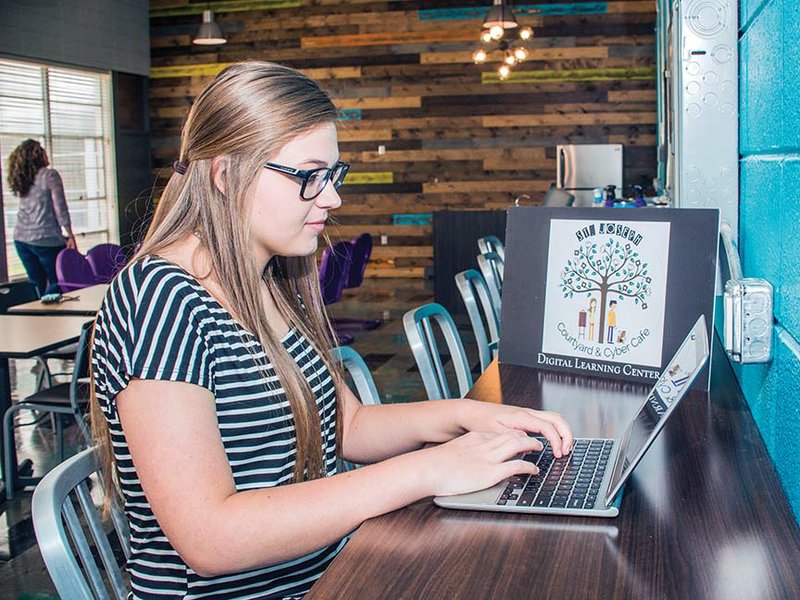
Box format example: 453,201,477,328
307,342,800,599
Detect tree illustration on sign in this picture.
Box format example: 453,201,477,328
560,238,652,344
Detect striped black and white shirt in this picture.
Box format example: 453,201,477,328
92,256,343,599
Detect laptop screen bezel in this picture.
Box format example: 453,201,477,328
604,316,710,506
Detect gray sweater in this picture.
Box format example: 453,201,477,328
13,167,71,246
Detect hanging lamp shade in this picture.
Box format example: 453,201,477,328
482,1,519,30
193,10,226,45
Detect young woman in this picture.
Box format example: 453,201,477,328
7,139,77,296
90,61,573,600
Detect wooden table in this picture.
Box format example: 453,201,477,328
8,283,108,316
0,315,92,500
306,342,800,599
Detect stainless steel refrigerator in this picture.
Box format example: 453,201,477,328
556,144,623,207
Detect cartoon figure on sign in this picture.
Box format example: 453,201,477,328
578,309,587,339
668,363,691,389
607,300,617,344
587,297,597,341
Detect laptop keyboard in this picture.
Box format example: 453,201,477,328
497,437,614,510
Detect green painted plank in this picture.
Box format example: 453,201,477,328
151,63,234,78
344,172,394,185
482,67,656,84
419,3,608,21
150,0,299,18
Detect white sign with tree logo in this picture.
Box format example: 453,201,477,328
541,218,671,368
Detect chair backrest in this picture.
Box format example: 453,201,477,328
345,233,373,289
403,303,473,400
542,182,575,207
332,346,381,406
455,269,500,372
56,249,98,292
477,252,503,314
32,446,132,600
319,241,354,305
477,235,505,260
86,244,126,284
0,280,39,312
71,321,95,444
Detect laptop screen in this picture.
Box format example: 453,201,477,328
604,316,710,505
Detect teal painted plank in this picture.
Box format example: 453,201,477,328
338,109,362,122
419,3,608,21
392,213,433,225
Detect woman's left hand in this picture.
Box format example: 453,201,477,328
455,400,573,458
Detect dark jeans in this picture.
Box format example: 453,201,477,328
14,240,65,296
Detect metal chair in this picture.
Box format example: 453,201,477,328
56,248,99,292
32,446,132,600
333,346,382,407
86,243,126,284
403,303,473,401
477,251,504,314
333,345,382,472
4,320,93,499
477,235,505,260
455,269,500,372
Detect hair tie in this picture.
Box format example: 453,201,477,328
173,160,188,175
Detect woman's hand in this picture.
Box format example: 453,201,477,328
420,430,544,497
455,400,573,458
66,235,77,250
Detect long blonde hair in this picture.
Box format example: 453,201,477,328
90,61,344,505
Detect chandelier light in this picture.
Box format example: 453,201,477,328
472,1,534,80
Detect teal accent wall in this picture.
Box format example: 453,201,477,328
738,0,800,521
419,3,608,21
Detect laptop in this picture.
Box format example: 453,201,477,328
434,315,710,518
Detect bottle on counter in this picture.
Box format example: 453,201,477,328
593,188,604,207
603,184,617,208
633,185,647,207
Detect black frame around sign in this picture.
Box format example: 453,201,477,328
498,207,719,390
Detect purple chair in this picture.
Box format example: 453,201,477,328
319,241,355,345
320,241,353,306
335,233,381,330
345,233,372,289
86,243,126,283
55,249,99,292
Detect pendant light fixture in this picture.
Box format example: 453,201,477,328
472,1,534,80
193,9,226,46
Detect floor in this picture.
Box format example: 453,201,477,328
0,277,482,598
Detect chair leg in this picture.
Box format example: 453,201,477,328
3,407,19,501
34,357,52,390
56,415,64,463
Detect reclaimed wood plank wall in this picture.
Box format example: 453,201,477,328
149,0,657,278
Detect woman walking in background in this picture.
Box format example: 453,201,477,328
7,139,77,296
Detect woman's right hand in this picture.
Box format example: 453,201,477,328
420,430,544,497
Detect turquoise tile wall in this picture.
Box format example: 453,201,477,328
739,0,800,521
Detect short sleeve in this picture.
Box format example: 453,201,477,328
93,260,215,413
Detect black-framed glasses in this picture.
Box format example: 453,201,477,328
264,160,350,201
